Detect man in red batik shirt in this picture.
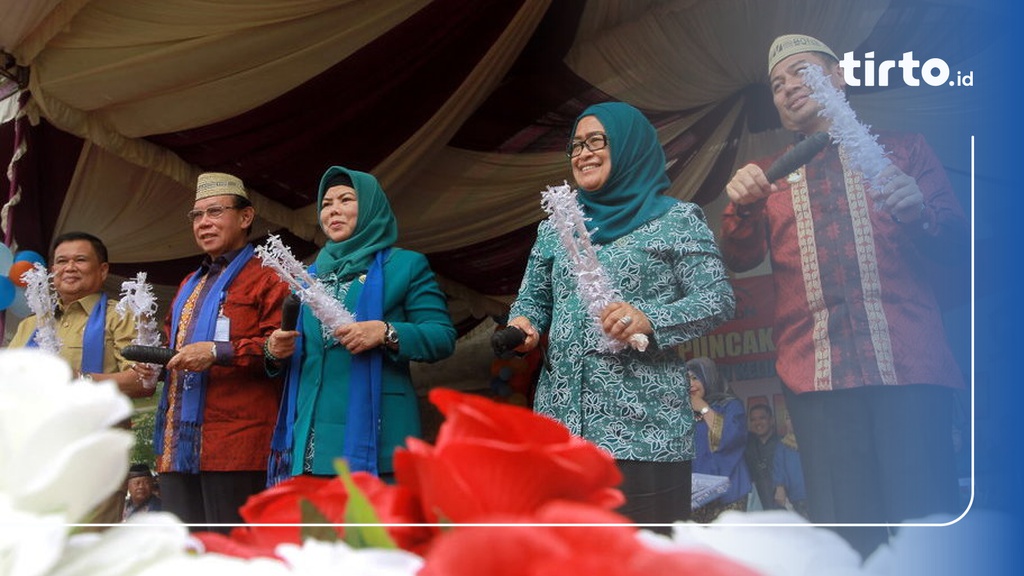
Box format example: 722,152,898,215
153,172,290,532
721,34,968,558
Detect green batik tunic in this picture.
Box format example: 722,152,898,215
510,201,734,462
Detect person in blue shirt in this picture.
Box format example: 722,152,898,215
687,356,752,522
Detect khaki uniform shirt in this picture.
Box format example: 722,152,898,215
9,292,136,375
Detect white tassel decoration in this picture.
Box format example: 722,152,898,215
255,235,355,331
116,272,161,388
22,263,60,354
801,63,893,197
541,183,648,353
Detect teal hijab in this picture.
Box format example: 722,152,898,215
571,102,677,244
314,166,398,278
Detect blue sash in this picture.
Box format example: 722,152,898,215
342,249,387,475
266,249,387,483
81,296,107,374
267,308,304,487
28,294,107,375
153,244,254,473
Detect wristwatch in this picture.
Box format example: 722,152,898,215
383,322,399,349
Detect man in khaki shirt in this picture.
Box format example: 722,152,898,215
9,231,155,523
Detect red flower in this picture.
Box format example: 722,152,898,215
194,475,349,560
394,388,624,523
421,502,763,576
351,472,434,554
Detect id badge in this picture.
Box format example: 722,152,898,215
214,315,231,341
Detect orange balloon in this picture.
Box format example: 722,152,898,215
8,260,36,287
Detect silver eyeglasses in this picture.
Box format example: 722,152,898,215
566,133,609,158
187,205,238,223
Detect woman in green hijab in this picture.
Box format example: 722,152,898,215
507,102,735,524
266,167,456,482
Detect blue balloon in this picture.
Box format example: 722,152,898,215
13,250,46,266
6,286,32,318
0,276,15,310
0,243,12,275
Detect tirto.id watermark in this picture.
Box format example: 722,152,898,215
839,51,973,87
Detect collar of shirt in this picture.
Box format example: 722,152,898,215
56,292,103,318
201,246,245,275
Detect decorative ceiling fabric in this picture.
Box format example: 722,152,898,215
0,0,990,335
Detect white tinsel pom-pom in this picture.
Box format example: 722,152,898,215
116,272,162,389
116,272,161,347
801,63,893,197
22,263,61,354
255,235,355,331
540,183,648,353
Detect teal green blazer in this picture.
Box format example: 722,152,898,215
291,248,456,475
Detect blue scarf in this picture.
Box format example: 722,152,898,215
342,249,387,475
29,294,107,374
266,249,388,484
154,244,254,473
81,296,107,374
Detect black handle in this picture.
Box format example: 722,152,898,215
490,326,527,358
281,293,301,332
121,345,177,366
764,131,830,182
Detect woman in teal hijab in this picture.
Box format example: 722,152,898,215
507,102,735,526
266,167,456,482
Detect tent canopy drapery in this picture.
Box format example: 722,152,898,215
0,0,988,334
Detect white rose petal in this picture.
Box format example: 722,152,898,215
660,510,864,576
0,502,69,576
135,554,291,576
47,514,191,576
276,539,424,575
0,350,133,522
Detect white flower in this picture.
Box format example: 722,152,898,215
0,506,68,576
134,554,290,576
862,511,1016,576
0,349,134,523
648,510,864,576
276,539,424,575
47,513,191,576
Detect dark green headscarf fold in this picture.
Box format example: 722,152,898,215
572,102,677,244
314,166,398,278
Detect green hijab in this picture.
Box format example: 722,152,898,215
572,102,677,244
314,166,398,278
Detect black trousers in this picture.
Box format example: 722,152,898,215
615,459,692,532
160,470,267,534
784,384,961,558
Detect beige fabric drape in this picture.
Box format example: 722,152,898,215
2,0,975,276
9,0,556,259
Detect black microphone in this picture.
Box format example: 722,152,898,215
122,345,177,366
764,131,831,183
491,326,526,358
281,293,301,332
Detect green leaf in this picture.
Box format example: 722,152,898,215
334,459,398,549
300,498,341,542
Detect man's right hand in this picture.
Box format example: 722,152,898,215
167,341,218,372
725,163,775,206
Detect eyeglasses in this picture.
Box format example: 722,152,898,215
187,205,238,223
566,133,609,158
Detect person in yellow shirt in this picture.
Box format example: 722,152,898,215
9,231,155,523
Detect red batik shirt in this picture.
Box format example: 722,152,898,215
158,252,290,472
721,132,967,394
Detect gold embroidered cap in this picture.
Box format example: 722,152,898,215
195,172,249,201
768,34,838,75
